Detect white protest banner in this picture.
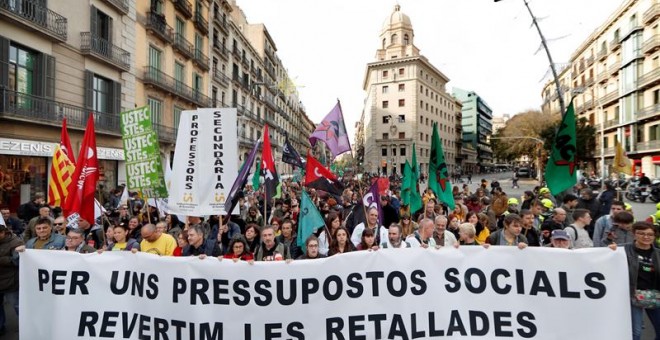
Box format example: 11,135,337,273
168,109,238,215
20,247,630,340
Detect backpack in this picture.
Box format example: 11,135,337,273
566,225,579,241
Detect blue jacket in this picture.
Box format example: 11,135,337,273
26,233,65,250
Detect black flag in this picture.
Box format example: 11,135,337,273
282,133,304,168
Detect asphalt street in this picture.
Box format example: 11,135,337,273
2,171,657,340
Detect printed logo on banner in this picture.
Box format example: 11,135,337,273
66,213,79,229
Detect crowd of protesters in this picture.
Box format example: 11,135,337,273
2,174,660,339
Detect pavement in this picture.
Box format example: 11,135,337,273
2,171,657,340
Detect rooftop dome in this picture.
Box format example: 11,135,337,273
381,4,412,33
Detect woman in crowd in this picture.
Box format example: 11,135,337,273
270,217,282,236
104,224,115,250
165,214,183,240
244,223,261,254
127,217,142,243
328,226,355,256
297,235,326,260
400,213,417,238
222,235,254,262
458,223,480,246
356,228,378,251
446,214,460,240
451,203,465,223
245,206,264,226
173,229,188,256
319,212,341,256
108,223,140,251
487,214,527,248
467,211,490,244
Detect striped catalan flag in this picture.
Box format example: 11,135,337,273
48,145,75,207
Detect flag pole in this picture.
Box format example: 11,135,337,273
142,191,152,224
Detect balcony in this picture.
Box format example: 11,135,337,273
586,56,594,66
101,0,128,15
0,88,119,135
643,35,660,55
578,63,586,73
264,94,277,110
644,3,660,24
0,0,67,42
146,12,173,44
603,118,619,129
601,90,619,106
602,147,615,155
173,33,194,59
241,55,249,68
585,77,594,87
265,48,276,62
193,49,209,71
638,68,660,90
597,70,608,84
608,62,620,75
212,67,229,86
265,63,276,79
213,41,228,60
584,99,594,111
610,37,621,51
232,46,241,59
153,123,177,143
143,66,211,107
214,14,229,34
636,140,660,152
194,13,208,35
80,32,130,72
172,0,192,19
597,48,608,61
636,104,660,121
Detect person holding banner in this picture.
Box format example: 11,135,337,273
254,226,291,261
182,225,222,258
0,222,22,336
64,229,96,253
433,216,458,247
487,214,528,249
318,212,341,256
328,226,355,256
137,224,176,256
16,218,65,251
351,207,387,248
356,228,379,251
222,235,254,262
78,217,105,250
107,223,140,251
381,224,410,249
406,218,436,248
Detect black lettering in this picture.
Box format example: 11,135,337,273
346,273,363,298
276,279,297,306
139,314,152,340
444,268,460,293
38,269,49,292
70,271,90,295
517,312,537,338
154,317,169,340
428,312,445,336
301,278,319,303
147,274,159,299
326,317,345,340
191,278,210,305
78,311,98,336
131,272,145,297
122,312,139,338
469,310,489,336
530,271,556,297
244,324,251,340
111,271,129,295
200,322,223,340
233,280,250,306
171,320,186,340
99,311,119,337
491,269,511,294
447,310,467,336
368,314,387,339
516,269,525,294
410,313,426,339
323,275,343,301
52,270,67,295
559,272,580,298
173,278,186,303
287,322,305,340
348,315,366,340
255,280,272,306
365,271,385,296
388,314,409,340
465,268,486,294
410,270,427,295
584,272,606,299
493,311,513,337
214,279,230,305
387,271,407,297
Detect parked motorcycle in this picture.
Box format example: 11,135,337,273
626,180,649,203
649,181,660,203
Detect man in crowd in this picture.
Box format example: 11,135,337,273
434,215,458,247
592,200,625,247
406,218,436,248
560,194,579,227
187,216,211,238
17,192,45,224
78,217,105,250
183,225,222,257
139,223,177,256
380,195,399,230
0,208,23,236
600,210,634,246
548,229,571,249
16,218,65,250
565,209,593,249
52,216,67,236
520,209,540,247
64,229,96,253
254,226,291,261
22,206,52,241
540,208,567,246
0,222,23,335
381,223,409,248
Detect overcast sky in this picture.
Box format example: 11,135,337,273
237,0,623,141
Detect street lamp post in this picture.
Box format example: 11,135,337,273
491,136,545,184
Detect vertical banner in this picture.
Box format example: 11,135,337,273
120,107,168,198
168,109,238,215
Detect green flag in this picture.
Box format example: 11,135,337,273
297,190,325,253
402,160,422,214
429,122,455,210
252,162,261,190
545,101,577,195
411,142,419,180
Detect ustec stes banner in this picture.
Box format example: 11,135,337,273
19,247,631,340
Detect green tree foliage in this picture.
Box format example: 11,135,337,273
540,117,596,164
492,110,558,162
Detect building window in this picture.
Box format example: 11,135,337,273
398,84,405,92
382,148,387,156
147,97,163,127
91,6,112,42
193,73,202,93
398,114,405,123
212,86,218,106
399,68,404,76
8,44,37,95
382,101,389,108
382,133,389,140
148,45,162,68
382,116,389,124
93,75,112,113
404,34,409,45
383,70,388,78
382,85,389,93
391,34,398,44
174,106,182,132
400,147,406,156
420,133,423,140
175,16,185,34
392,148,397,156
398,132,405,139
399,99,405,107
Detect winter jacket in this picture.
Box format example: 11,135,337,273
26,233,65,250
624,243,660,303
0,233,23,292
183,239,223,257
254,240,291,261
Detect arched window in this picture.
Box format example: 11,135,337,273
391,34,398,44
382,38,386,49
404,34,409,45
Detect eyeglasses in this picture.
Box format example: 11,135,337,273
636,232,656,238
54,223,64,226
307,244,319,248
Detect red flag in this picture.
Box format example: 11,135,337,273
60,117,75,164
63,114,99,223
261,125,279,201
304,152,343,196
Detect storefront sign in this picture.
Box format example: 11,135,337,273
120,107,168,198
0,138,125,160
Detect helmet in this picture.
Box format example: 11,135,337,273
539,187,550,195
624,203,632,211
656,202,660,210
541,198,554,209
507,198,519,205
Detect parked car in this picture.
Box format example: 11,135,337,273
516,167,530,178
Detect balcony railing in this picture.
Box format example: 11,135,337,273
0,0,67,42
638,67,660,90
586,56,594,66
172,0,192,19
213,41,228,60
610,37,621,51
603,147,616,155
101,0,128,15
636,104,660,121
265,63,276,78
644,3,660,24
584,99,594,111
153,123,177,143
214,14,228,34
597,70,608,83
193,48,209,71
0,88,119,135
608,62,620,75
603,118,619,129
146,12,173,44
173,33,194,59
212,67,229,86
194,13,208,35
636,140,660,152
585,77,594,87
80,32,130,71
642,34,660,55
232,46,241,58
597,48,608,61
143,66,211,107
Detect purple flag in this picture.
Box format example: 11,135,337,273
225,139,261,215
362,180,384,244
309,101,351,158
